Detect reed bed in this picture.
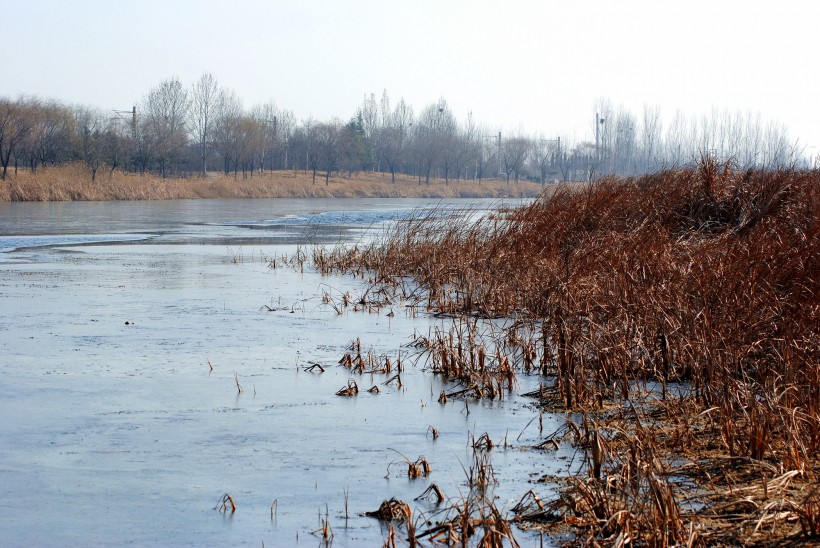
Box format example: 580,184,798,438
317,160,819,545
0,163,544,201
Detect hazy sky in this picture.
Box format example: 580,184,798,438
3,0,819,153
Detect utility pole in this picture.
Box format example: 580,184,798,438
595,112,600,164
114,106,137,139
595,113,606,167
113,106,138,173
497,131,502,179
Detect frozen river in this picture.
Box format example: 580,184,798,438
0,198,570,546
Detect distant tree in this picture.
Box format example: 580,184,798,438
740,111,763,168
469,127,498,182
356,93,380,171
300,116,317,177
212,88,243,176
451,112,478,182
74,106,106,181
435,103,458,185
531,135,560,183
101,118,131,176
38,101,74,168
18,98,72,172
236,115,263,177
592,97,614,172
3,86,809,181
664,110,692,167
141,78,190,177
415,99,456,185
252,101,278,174
640,104,662,172
340,115,368,176
613,107,637,175
313,119,341,185
0,98,32,179
761,120,792,168
380,98,413,183
276,108,295,170
502,134,531,183
189,72,220,176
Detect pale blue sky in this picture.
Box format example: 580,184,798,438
3,0,818,151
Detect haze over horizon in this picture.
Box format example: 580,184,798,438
3,0,818,157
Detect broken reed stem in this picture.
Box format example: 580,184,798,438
365,498,412,522
336,379,359,397
215,493,236,513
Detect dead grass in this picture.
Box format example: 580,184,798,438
0,163,544,201
318,159,819,545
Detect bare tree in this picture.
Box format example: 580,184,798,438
415,98,456,185
593,96,614,171
740,111,763,168
141,78,190,177
252,101,278,175
0,98,32,179
314,119,341,185
3,86,811,183
190,72,219,176
101,115,132,176
554,136,581,181
17,97,47,172
640,104,662,172
531,135,560,183
380,97,413,183
664,110,690,167
74,106,107,181
212,88,243,176
236,115,263,178
276,108,295,170
502,134,531,183
300,116,317,177
357,93,380,171
339,115,367,177
436,104,458,185
761,120,792,168
613,107,636,175
469,127,499,182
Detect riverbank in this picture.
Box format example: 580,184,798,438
320,162,819,545
0,164,546,201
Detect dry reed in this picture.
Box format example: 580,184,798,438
318,160,819,545
0,163,544,201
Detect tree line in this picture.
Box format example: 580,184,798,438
0,73,808,183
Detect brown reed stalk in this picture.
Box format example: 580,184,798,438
319,163,818,545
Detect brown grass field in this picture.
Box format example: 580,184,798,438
0,163,545,201
316,160,819,546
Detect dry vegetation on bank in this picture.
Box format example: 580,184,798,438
0,164,544,201
316,160,819,545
